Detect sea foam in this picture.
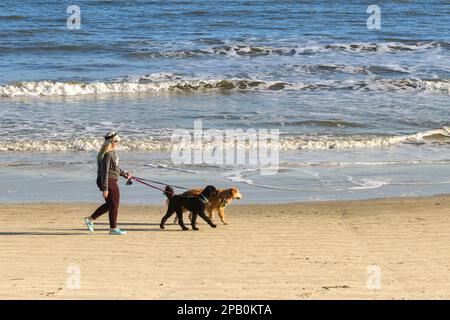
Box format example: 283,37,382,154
1,127,449,152
1,78,449,98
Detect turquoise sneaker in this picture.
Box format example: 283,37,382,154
109,228,127,235
84,217,94,233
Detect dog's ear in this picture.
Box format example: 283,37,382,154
223,189,232,199
202,185,217,198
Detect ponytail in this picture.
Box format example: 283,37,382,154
97,141,113,166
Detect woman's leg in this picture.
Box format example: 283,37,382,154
91,202,109,220
90,177,109,220
106,178,120,229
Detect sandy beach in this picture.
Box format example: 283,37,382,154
0,195,449,300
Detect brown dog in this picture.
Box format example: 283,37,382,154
173,187,242,225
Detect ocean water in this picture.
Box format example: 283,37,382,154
0,0,449,203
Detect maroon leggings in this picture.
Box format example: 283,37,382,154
91,178,120,229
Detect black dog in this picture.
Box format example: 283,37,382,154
160,185,218,231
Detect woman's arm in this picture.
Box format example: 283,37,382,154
100,152,111,192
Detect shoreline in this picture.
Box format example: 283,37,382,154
1,195,449,299
3,147,450,204
2,192,450,205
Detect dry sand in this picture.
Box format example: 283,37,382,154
0,196,449,299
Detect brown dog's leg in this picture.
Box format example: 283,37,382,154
171,213,187,225
218,208,228,225
207,206,214,220
174,207,188,224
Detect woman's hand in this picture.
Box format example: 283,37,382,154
126,172,133,179
103,191,109,199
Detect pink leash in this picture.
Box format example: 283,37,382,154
131,177,166,192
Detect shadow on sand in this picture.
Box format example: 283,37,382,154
0,226,194,235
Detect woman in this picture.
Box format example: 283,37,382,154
84,131,131,235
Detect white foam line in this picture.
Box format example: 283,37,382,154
129,41,441,58
1,77,449,98
0,127,449,152
226,170,306,191
278,159,450,169
144,163,200,174
391,181,450,186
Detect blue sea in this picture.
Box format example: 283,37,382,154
0,0,449,203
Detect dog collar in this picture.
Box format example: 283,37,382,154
199,194,209,204
220,199,228,208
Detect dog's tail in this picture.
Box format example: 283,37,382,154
163,185,175,199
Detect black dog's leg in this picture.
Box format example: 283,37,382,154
191,212,199,230
198,210,217,228
176,208,189,230
160,208,175,230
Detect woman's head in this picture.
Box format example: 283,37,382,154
97,131,121,164
105,131,121,150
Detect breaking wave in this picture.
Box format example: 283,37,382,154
1,77,449,97
290,64,412,76
1,127,449,152
126,41,443,59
